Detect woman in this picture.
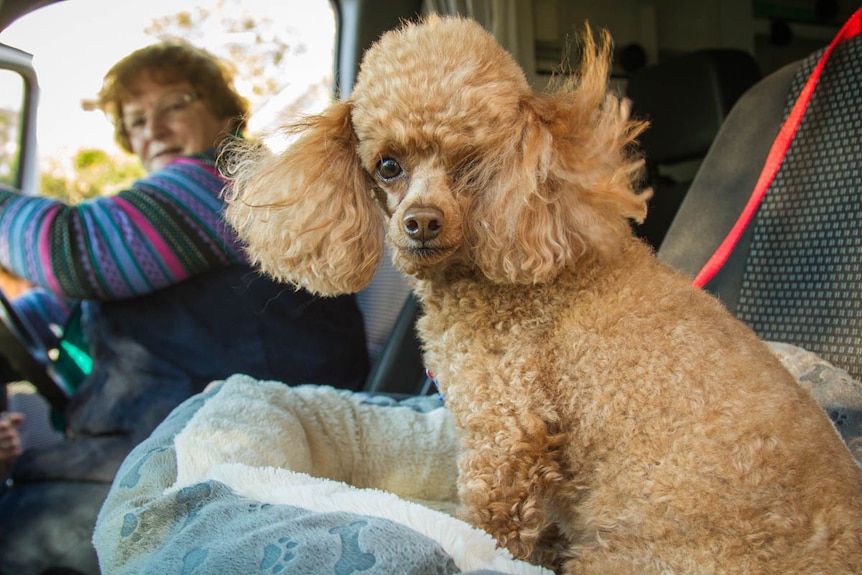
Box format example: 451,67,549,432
0,41,369,575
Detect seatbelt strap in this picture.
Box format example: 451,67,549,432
693,7,862,288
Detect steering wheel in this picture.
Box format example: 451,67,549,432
0,289,69,412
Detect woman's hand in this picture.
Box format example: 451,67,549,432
0,412,25,477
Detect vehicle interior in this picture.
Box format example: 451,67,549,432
0,0,860,573
0,0,858,403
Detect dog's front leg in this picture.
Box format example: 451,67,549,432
456,411,565,566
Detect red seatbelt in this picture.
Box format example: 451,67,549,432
692,7,862,288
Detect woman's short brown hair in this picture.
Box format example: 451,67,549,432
98,40,249,153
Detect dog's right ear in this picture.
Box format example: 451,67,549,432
223,101,384,295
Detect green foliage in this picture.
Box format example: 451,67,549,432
0,108,20,188
40,148,145,203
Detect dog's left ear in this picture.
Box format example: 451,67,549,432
223,101,384,295
471,29,648,285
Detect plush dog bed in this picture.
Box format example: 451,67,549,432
93,344,861,574
93,374,552,575
767,341,862,455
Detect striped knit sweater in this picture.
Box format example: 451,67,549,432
0,151,246,339
0,151,244,300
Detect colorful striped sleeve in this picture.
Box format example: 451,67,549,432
0,154,246,300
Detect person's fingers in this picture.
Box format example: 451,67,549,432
0,412,24,458
0,411,27,427
5,412,25,426
0,412,23,434
4,435,20,454
0,438,20,460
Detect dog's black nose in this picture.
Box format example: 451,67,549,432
403,206,444,242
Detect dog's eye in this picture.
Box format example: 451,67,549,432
376,158,403,182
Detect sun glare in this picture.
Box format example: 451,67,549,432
0,0,335,164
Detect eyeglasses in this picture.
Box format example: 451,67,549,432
122,91,200,137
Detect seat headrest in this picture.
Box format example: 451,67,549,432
627,49,761,164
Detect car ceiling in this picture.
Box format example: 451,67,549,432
0,0,62,31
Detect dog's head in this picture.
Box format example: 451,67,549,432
225,15,648,295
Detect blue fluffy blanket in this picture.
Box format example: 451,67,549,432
93,375,552,575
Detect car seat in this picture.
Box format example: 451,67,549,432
659,9,862,436
627,48,761,249
355,247,430,395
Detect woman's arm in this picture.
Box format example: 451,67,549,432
0,155,245,301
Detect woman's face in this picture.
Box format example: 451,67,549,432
121,73,234,172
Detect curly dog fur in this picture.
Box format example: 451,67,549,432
224,15,862,574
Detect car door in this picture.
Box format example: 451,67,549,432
0,42,38,196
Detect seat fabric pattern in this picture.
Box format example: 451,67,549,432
736,37,862,379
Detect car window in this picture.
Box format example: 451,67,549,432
0,0,336,199
0,68,25,189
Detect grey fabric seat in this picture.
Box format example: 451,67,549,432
659,27,862,442
626,49,761,249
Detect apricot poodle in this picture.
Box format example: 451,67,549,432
224,15,862,574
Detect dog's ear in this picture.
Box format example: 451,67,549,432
471,27,648,285
223,101,384,295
